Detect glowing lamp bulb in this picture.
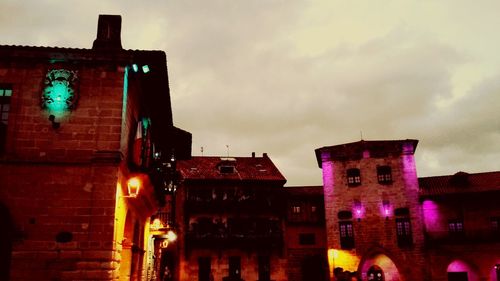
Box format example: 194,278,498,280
356,209,361,215
166,230,177,242
127,177,141,197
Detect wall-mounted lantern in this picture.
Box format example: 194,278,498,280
354,200,362,221
383,200,391,220
166,230,177,242
125,177,141,198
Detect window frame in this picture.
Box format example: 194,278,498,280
0,85,12,155
339,221,355,249
395,217,413,248
346,168,361,187
448,219,465,240
377,165,393,184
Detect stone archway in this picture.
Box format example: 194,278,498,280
0,203,13,280
360,253,401,281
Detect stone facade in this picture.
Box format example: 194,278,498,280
0,15,191,281
316,140,500,281
176,155,288,281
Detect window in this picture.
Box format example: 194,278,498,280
299,233,316,245
491,217,500,232
292,206,301,214
0,86,12,154
258,255,271,281
377,166,392,184
311,205,317,213
347,168,361,186
339,221,355,249
396,218,413,247
338,211,353,220
220,165,235,174
198,257,211,281
449,219,465,239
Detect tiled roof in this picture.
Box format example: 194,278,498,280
419,171,500,197
0,44,166,63
177,155,286,183
284,186,324,196
315,139,418,166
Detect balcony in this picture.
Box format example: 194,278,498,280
186,219,283,250
185,192,282,215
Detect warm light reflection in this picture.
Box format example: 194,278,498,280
328,248,360,275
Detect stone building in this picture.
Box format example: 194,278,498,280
284,186,329,281
0,15,191,281
419,171,500,281
315,140,500,281
175,154,287,281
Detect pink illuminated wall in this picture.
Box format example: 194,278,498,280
401,142,419,191
321,151,334,199
422,199,441,232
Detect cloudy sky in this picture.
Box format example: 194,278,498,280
2,0,499,186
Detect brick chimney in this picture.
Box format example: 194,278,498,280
92,15,123,50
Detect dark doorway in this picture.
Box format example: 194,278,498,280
301,254,328,281
258,255,270,281
198,257,211,281
229,256,241,279
0,203,13,281
367,265,384,281
448,272,468,281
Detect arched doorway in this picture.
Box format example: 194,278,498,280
360,253,400,281
0,203,13,280
367,265,384,281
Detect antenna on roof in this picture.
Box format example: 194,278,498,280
226,145,230,157
360,131,364,140
201,146,204,156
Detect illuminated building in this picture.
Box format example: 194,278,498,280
316,140,500,281
0,15,191,281
175,153,287,281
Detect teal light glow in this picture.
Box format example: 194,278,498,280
47,83,71,113
142,65,150,73
42,69,78,116
132,64,139,72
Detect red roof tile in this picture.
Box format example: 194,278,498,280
284,186,324,196
419,171,500,197
177,155,286,183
